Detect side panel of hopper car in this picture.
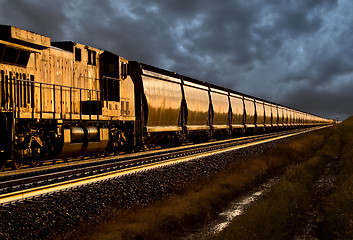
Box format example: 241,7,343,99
244,97,255,128
271,105,278,127
264,103,272,127
230,94,244,128
255,100,265,128
295,112,300,126
287,109,293,126
295,111,299,126
297,112,303,126
307,114,312,126
287,109,292,126
283,108,289,126
210,90,229,129
183,82,210,131
278,107,284,126
141,74,182,132
302,113,308,126
299,112,304,126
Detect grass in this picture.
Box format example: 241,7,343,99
211,125,342,240
65,126,335,240
320,116,353,239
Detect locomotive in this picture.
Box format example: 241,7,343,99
0,25,331,170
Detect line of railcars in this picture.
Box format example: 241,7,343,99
0,25,332,170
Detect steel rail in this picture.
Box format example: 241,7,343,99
0,126,330,205
0,129,284,177
0,129,304,188
0,128,297,179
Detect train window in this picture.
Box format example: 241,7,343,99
2,47,19,64
101,51,120,102
86,50,97,66
75,48,81,61
0,46,29,67
121,101,124,115
92,51,96,66
104,77,120,102
87,49,92,65
121,63,127,79
126,101,130,115
17,50,30,66
103,63,120,102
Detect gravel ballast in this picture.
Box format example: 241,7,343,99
0,138,288,240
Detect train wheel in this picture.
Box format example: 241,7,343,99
29,158,39,168
11,158,23,170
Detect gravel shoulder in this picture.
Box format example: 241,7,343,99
1,125,342,240
0,137,283,240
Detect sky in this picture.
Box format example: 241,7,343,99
0,0,352,120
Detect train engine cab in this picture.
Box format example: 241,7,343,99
0,25,136,170
0,25,51,169
97,51,136,154
44,44,136,158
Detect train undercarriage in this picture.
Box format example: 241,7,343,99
0,115,135,171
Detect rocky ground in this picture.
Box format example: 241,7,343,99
0,139,282,240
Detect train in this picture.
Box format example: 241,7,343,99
0,25,332,170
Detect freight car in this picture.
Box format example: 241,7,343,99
129,62,330,147
0,25,331,170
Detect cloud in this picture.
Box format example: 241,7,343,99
0,0,351,120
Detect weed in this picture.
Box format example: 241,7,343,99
320,116,353,239
211,126,342,240
68,127,335,240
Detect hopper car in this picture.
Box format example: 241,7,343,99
0,25,331,170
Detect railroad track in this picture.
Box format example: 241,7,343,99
0,126,329,205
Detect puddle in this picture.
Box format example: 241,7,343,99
212,178,278,234
180,177,279,240
213,188,265,233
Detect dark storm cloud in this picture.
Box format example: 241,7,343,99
0,0,70,39
0,0,351,120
